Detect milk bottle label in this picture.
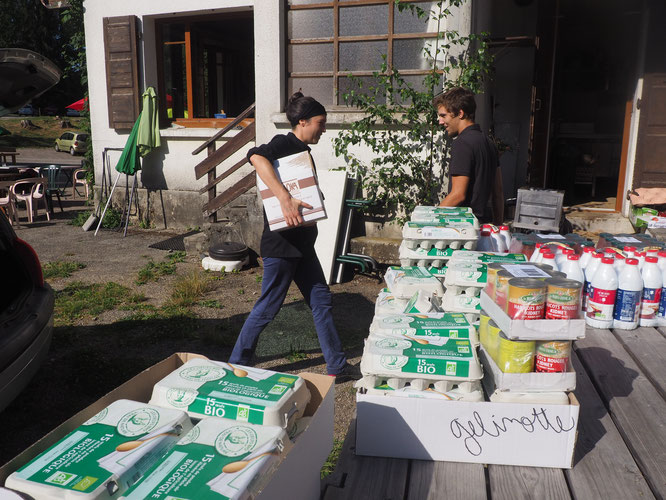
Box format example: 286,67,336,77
586,288,616,321
613,289,641,322
659,287,666,318
640,287,662,320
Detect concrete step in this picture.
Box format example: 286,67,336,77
350,236,401,266
565,210,634,234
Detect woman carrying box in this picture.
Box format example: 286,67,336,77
228,91,359,382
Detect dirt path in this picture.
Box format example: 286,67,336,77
0,202,381,466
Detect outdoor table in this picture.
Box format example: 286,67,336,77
322,325,666,499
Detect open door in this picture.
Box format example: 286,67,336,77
632,73,666,189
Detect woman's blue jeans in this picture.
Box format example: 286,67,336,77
229,254,347,375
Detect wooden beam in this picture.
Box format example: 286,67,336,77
194,121,256,179
202,172,256,217
185,24,194,119
192,102,255,155
198,157,249,194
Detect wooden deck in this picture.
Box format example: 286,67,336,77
322,325,666,499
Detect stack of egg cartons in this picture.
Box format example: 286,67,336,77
6,359,312,500
478,261,585,405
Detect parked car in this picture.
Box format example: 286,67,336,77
0,209,54,413
65,108,80,117
54,132,88,155
42,104,58,116
17,104,34,116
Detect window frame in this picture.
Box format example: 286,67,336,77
155,12,255,128
287,0,442,108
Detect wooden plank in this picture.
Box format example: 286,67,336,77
612,327,666,398
198,157,249,194
202,172,256,217
488,465,571,500
322,418,409,500
575,326,666,497
194,122,256,179
406,460,486,500
565,350,654,499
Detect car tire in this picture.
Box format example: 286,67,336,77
70,147,75,156
54,143,59,152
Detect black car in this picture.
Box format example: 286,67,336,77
0,210,54,412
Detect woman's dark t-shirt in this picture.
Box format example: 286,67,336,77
247,132,318,258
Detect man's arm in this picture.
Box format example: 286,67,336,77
439,175,469,207
250,153,312,227
491,166,504,225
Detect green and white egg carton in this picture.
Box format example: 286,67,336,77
148,358,310,430
398,241,459,267
120,417,290,500
5,400,192,500
369,313,478,346
448,250,528,263
412,205,473,216
402,222,478,251
410,213,480,229
384,266,445,299
355,377,483,402
360,334,483,382
374,289,444,317
443,261,487,296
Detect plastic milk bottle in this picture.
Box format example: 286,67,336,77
658,264,666,327
499,225,512,252
542,252,559,271
583,252,603,311
561,254,584,284
530,243,543,262
586,257,618,329
612,258,642,330
639,256,662,327
579,246,594,270
490,227,507,253
657,250,666,275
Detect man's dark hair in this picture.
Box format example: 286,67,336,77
433,87,476,121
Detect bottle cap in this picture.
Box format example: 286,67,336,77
543,252,555,259
615,253,625,260
563,248,574,255
604,248,617,254
636,251,646,257
658,250,666,258
646,256,658,264
601,257,614,264
540,246,550,254
623,246,637,252
500,225,509,231
567,254,580,260
626,258,639,265
583,246,595,253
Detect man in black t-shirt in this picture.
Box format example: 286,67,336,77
434,87,503,224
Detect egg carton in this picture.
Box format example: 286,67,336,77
448,250,528,264
442,291,481,314
369,313,478,345
360,334,483,381
355,376,484,402
410,214,480,229
412,205,474,216
375,289,444,317
398,241,459,267
444,261,487,289
384,266,445,299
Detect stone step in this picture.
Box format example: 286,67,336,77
350,236,401,266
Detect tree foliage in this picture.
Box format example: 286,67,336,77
333,0,493,224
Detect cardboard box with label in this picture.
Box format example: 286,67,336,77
0,353,334,500
257,151,327,231
356,391,579,468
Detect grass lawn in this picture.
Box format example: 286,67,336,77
0,116,85,148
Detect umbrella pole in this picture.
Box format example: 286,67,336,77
123,174,137,237
95,171,121,236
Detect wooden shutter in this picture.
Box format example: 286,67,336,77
103,16,140,130
633,73,666,189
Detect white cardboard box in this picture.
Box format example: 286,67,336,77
479,346,576,392
257,151,327,231
356,391,579,468
0,353,334,500
480,291,586,340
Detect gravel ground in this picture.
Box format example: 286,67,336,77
0,191,382,467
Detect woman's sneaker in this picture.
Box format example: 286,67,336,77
329,362,362,384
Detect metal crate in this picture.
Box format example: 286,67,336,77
512,188,564,233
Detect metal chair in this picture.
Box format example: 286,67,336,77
11,178,50,223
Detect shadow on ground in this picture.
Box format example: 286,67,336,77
0,292,373,465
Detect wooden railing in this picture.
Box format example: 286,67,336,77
193,103,256,222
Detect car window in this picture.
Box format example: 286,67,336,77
77,134,88,142
59,133,68,140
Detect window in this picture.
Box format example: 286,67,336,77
287,0,445,107
156,12,255,126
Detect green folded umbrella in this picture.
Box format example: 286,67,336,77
115,111,142,175
0,126,10,136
